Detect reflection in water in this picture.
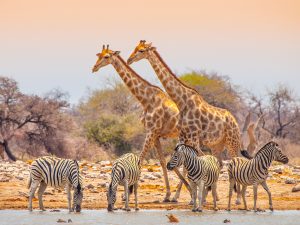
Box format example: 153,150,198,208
1,210,299,225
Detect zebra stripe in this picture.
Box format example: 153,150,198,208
227,141,289,211
28,156,83,212
107,153,141,211
167,144,220,212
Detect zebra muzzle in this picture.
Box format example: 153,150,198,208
166,162,174,170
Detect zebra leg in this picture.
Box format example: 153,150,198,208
67,184,73,212
202,187,208,205
241,185,248,211
261,181,273,211
123,180,131,211
212,183,218,211
227,178,235,211
190,182,197,212
155,139,171,202
134,182,139,211
37,181,47,211
196,180,205,212
253,184,258,211
28,180,39,211
235,183,242,205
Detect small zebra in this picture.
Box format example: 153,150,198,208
28,156,83,212
167,144,221,212
107,153,141,212
227,141,289,211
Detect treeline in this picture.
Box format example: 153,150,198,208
0,73,299,161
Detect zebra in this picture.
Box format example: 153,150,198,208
28,156,83,212
227,141,289,211
107,153,141,212
167,144,221,212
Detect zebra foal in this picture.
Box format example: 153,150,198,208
167,144,220,212
28,156,83,212
227,141,289,211
107,153,141,212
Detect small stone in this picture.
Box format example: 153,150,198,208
273,167,283,174
292,184,300,192
15,176,24,181
223,219,231,223
0,177,9,182
152,172,162,179
57,219,66,223
86,184,95,189
285,178,296,184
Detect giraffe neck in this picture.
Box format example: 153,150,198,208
111,55,155,107
147,50,201,110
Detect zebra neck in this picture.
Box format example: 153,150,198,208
253,152,273,170
183,154,197,172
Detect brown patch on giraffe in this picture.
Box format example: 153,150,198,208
127,80,133,87
187,111,194,119
200,115,208,124
208,113,214,120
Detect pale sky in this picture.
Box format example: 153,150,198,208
0,0,299,104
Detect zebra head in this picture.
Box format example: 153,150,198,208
270,142,289,164
107,183,117,212
70,160,83,212
167,144,186,170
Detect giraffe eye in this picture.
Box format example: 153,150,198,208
138,49,145,53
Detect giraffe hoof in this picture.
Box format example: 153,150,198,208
214,207,219,211
163,198,171,203
171,199,178,203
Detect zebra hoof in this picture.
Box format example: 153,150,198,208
270,207,274,211
192,209,197,212
214,207,219,211
123,208,131,212
197,208,203,212
171,199,178,203
135,208,140,211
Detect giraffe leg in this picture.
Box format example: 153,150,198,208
139,132,156,163
154,139,171,202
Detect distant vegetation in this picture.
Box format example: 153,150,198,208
0,73,299,161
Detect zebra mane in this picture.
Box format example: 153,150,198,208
175,144,198,155
254,141,277,157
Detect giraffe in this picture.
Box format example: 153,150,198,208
127,40,251,202
92,45,191,202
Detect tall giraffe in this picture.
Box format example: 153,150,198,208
128,41,250,160
92,45,191,202
128,41,250,202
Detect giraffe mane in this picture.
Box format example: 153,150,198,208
116,55,166,93
152,50,203,98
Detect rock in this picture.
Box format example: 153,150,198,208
273,167,284,174
152,172,162,179
223,219,231,223
86,184,95,189
0,177,9,182
50,209,61,212
100,160,111,166
57,219,66,223
97,182,107,188
292,184,300,192
143,174,156,180
140,178,145,183
15,176,24,181
285,178,296,184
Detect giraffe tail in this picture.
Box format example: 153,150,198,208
241,150,253,159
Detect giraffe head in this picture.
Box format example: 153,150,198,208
127,40,155,65
92,45,120,72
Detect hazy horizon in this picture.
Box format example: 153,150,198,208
1,0,299,104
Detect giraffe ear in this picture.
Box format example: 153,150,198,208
96,53,101,57
113,51,120,55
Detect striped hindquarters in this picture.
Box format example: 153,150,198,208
30,156,81,188
228,157,253,186
199,155,220,186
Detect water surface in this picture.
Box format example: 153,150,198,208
1,209,299,225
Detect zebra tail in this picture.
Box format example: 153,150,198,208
129,185,134,195
241,150,253,159
27,174,32,189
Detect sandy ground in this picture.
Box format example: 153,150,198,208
0,160,300,211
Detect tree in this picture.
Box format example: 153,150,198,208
249,84,300,141
0,76,70,160
179,71,245,116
